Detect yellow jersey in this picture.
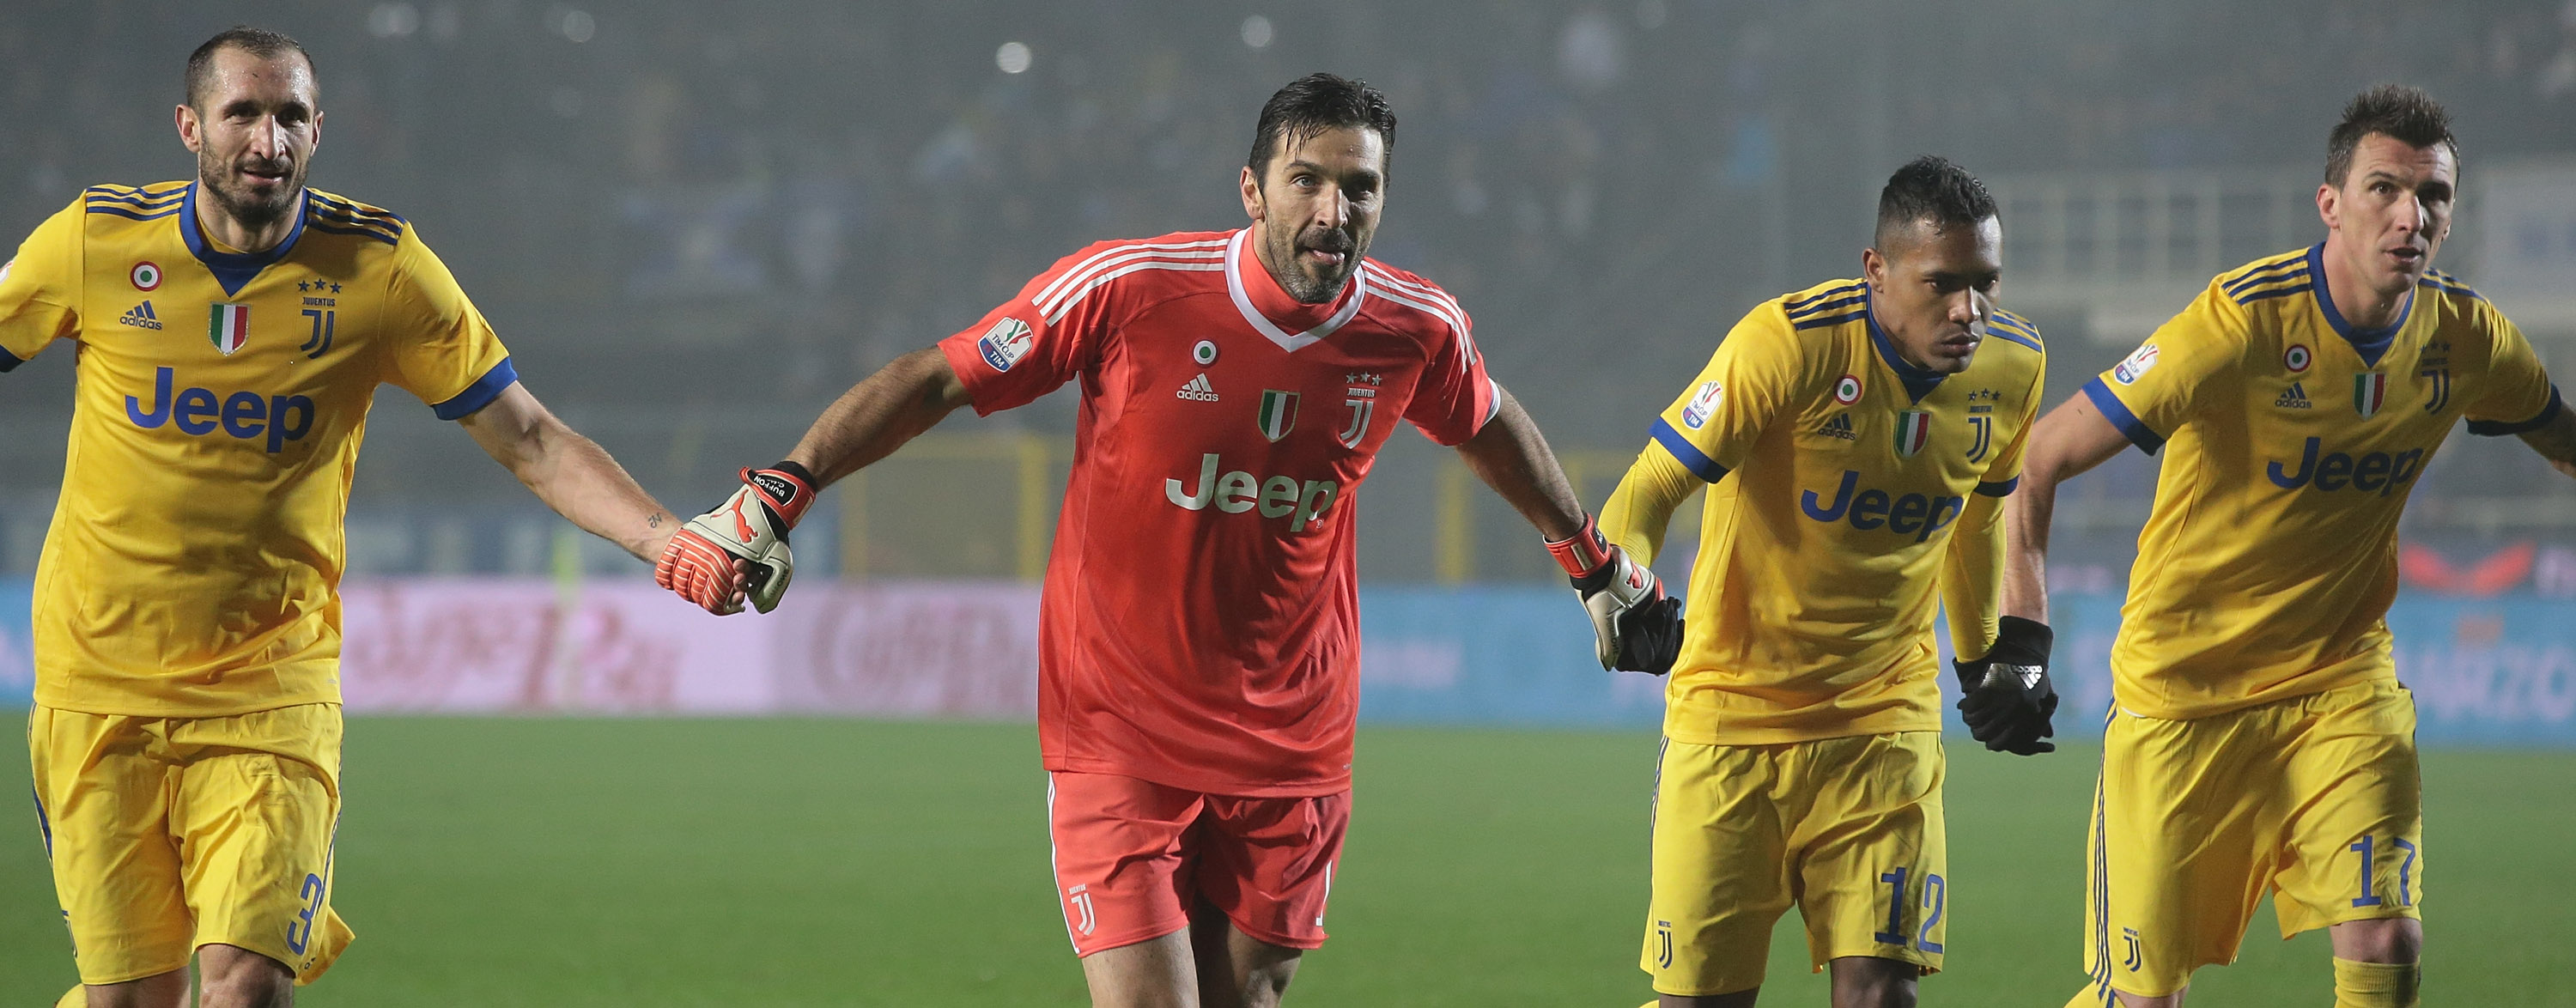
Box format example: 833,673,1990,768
0,182,515,716
1604,279,2046,744
2085,245,2561,719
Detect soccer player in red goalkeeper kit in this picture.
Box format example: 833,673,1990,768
652,73,1682,1007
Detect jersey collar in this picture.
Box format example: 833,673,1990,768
2306,242,2410,369
1862,285,1947,404
1225,228,1367,353
180,182,311,297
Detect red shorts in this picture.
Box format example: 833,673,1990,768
1046,772,1349,956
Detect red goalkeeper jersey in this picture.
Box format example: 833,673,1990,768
936,229,1496,796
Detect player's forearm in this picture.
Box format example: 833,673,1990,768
2000,467,2057,622
1599,446,1696,569
2516,409,2576,477
2003,396,2133,621
1942,493,2006,660
1453,386,1586,541
507,426,678,562
785,346,970,487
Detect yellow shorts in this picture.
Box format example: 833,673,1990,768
27,703,353,987
2077,680,2421,1000
1643,732,1947,997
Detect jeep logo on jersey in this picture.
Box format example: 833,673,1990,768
1257,390,1299,442
976,316,1034,372
1798,470,1965,543
1680,380,1722,429
125,367,316,453
2264,437,2424,496
209,304,250,355
1165,452,1339,531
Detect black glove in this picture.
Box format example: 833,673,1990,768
1953,616,2057,755
1571,564,1686,675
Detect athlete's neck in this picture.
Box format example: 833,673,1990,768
2318,234,2409,331
193,188,301,255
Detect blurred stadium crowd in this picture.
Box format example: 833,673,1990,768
3,0,2574,581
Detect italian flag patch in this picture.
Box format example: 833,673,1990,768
1894,410,1931,458
1257,390,1299,442
2353,372,2386,418
209,303,250,355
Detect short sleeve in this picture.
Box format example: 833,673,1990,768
2462,307,2561,436
1648,304,1807,483
2081,282,2248,454
938,242,1147,416
0,199,87,370
380,227,514,418
1400,293,1496,446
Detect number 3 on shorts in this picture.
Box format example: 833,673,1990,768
1874,867,1946,953
286,872,325,955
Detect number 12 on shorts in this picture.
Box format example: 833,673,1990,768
1873,866,1946,953
2350,836,2417,908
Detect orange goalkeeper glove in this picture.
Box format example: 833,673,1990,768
656,461,816,615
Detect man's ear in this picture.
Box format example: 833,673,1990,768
175,104,204,154
1239,166,1265,222
1861,246,1886,293
2315,181,2341,233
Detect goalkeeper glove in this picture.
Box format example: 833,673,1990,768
1546,516,1683,675
656,461,817,615
1953,616,2058,755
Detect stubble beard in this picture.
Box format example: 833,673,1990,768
1264,219,1361,305
197,149,305,234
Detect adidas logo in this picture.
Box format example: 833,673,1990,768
1176,373,1220,402
1814,412,1856,440
2275,382,2312,409
118,301,163,331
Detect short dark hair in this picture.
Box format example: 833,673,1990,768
2325,84,2457,185
1874,155,1996,247
185,27,316,111
1248,73,1397,181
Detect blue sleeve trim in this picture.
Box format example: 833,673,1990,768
1974,475,2020,496
0,348,21,373
432,357,519,420
1649,417,1731,483
2082,377,2165,455
2467,385,2562,437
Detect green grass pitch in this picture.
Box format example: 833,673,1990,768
5,720,2572,1005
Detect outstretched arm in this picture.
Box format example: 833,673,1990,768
459,382,680,562
2001,392,2135,622
1451,385,1585,541
782,346,975,488
1455,383,1681,673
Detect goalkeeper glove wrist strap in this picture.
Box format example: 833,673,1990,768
1544,514,1613,580
746,460,820,529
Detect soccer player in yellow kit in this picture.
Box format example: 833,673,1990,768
1603,157,2055,1008
3,29,696,1008
2006,87,2576,1008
